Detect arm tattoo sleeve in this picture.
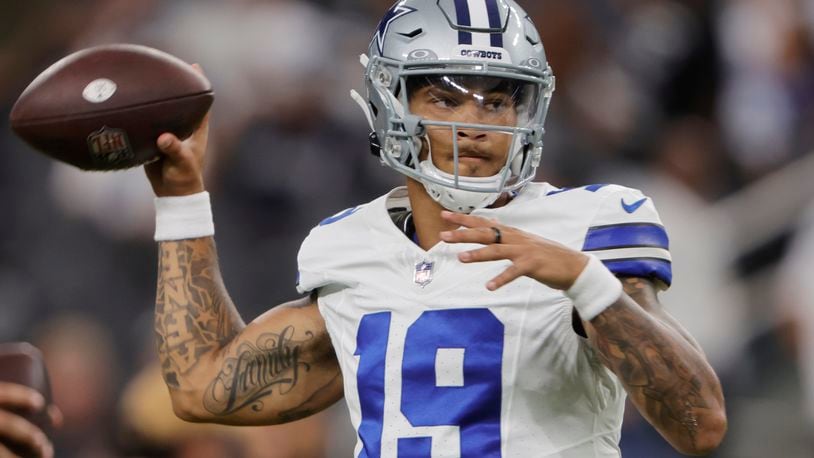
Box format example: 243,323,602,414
155,238,245,389
586,277,724,452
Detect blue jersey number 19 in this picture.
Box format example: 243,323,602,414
355,309,504,457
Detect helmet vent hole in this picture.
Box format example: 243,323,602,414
398,28,423,39
526,35,539,46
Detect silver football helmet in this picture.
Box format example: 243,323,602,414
351,0,555,213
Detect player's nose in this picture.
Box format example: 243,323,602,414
455,102,490,141
457,128,488,142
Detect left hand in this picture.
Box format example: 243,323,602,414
440,211,589,291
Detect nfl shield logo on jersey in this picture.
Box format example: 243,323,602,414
414,261,434,287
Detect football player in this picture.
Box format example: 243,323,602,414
146,0,726,456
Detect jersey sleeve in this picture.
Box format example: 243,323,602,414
296,241,330,294
295,207,363,294
296,227,342,294
582,187,672,287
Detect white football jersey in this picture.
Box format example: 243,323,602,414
296,183,671,458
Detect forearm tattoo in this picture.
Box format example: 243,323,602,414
277,370,343,423
587,278,719,450
203,327,313,416
155,239,244,389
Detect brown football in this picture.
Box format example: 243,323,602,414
9,44,213,170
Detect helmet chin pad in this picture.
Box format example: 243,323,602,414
418,160,502,213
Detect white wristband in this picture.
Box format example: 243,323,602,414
566,255,623,321
154,191,215,241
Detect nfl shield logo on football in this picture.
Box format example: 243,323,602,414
414,261,434,287
87,126,133,165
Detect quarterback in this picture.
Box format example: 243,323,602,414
146,0,726,456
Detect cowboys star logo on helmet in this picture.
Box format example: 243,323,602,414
372,4,418,53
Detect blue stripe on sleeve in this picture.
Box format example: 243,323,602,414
547,184,608,196
602,258,673,286
319,207,360,226
583,223,669,251
455,0,473,44
584,184,609,192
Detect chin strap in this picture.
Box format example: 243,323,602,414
350,89,375,131
350,54,375,131
418,148,503,214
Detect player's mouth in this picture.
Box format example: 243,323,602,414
456,150,492,164
452,150,503,177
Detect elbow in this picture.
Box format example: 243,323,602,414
675,410,728,456
172,401,204,423
168,390,210,423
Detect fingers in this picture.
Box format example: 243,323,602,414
148,61,209,197
0,410,53,458
155,106,210,160
0,441,14,458
458,245,515,263
156,133,183,158
487,264,525,291
440,227,500,245
441,210,496,229
441,210,562,291
0,384,53,457
190,63,205,75
441,213,522,290
455,245,528,291
0,383,44,412
190,111,211,145
187,63,211,144
46,405,63,429
155,62,205,155
156,127,204,163
459,249,529,291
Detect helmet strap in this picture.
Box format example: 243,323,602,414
416,135,503,213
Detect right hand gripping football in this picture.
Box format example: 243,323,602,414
145,64,210,198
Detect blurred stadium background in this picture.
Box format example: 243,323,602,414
1,0,814,456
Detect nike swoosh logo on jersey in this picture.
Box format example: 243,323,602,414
621,198,648,214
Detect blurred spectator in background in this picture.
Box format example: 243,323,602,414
777,201,814,433
611,117,749,371
33,315,119,458
119,346,354,457
717,0,814,180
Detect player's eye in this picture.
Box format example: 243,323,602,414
483,95,512,112
428,92,460,109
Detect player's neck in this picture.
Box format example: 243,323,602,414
406,179,452,250
405,179,511,251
